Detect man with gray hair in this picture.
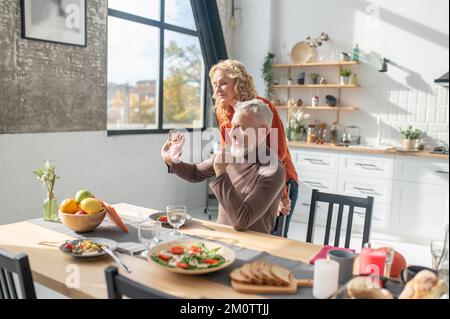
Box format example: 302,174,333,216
161,99,286,234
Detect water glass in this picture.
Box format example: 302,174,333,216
138,220,161,258
431,241,444,270
167,205,187,236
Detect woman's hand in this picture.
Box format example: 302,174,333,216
161,131,185,166
278,196,292,216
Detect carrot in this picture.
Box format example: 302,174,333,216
98,199,129,233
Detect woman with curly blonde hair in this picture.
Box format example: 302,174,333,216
209,59,299,237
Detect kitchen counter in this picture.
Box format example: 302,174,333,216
288,142,449,160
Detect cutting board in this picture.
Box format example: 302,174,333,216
231,278,313,295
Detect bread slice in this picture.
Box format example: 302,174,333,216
240,263,260,285
270,264,292,286
230,268,252,284
259,262,282,286
249,262,265,285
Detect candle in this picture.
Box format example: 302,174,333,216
313,259,340,299
359,247,387,287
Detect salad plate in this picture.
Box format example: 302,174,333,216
148,240,235,275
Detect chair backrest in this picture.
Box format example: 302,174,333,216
0,249,36,299
306,189,374,248
105,266,179,299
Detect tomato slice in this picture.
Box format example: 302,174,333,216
158,253,171,262
170,246,185,255
176,262,189,269
158,216,168,222
204,259,219,265
190,246,202,253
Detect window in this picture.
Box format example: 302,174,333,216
107,0,206,133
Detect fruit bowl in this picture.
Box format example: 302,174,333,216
59,210,106,233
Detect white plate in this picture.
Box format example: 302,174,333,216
148,240,236,275
59,237,118,259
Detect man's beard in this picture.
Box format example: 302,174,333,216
230,145,248,161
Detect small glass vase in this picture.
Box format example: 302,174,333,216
43,193,59,222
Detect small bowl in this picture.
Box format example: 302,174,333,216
60,210,106,233
325,95,337,107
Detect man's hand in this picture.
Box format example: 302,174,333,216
278,196,292,216
213,151,230,177
161,132,185,166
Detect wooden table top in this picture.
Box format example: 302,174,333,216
0,203,322,299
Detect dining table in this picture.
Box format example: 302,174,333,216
0,203,323,299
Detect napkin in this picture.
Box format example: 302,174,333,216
309,245,356,265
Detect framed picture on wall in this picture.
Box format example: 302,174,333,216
21,0,86,47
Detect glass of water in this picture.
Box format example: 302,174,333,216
431,241,444,270
166,205,187,236
138,220,161,258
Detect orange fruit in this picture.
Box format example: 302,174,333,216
59,198,79,214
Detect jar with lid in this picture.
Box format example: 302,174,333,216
307,125,318,144
330,122,340,144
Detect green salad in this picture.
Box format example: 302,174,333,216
151,242,226,270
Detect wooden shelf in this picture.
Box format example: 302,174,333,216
273,61,360,68
274,84,358,89
276,105,359,111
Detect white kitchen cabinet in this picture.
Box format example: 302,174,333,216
395,157,449,186
337,174,393,205
289,145,449,243
339,153,395,179
391,181,449,242
291,149,339,174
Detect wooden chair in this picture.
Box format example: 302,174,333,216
0,249,36,299
105,266,179,299
306,189,374,248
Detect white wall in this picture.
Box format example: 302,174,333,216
231,0,274,95
232,0,449,148
0,132,207,225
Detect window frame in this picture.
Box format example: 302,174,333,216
107,0,207,136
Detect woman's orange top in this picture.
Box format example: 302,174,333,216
216,97,299,199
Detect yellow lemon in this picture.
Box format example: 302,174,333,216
79,198,104,215
59,198,79,214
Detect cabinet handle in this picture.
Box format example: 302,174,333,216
304,181,328,189
355,163,381,171
304,158,329,166
436,170,449,175
353,187,379,196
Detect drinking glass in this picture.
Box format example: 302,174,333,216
431,241,444,270
138,220,161,258
166,205,187,236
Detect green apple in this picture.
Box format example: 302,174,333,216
75,189,94,203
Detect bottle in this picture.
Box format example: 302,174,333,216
352,44,360,62
437,225,449,291
330,122,339,144
352,73,359,85
307,125,317,144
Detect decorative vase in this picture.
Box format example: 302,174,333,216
297,78,305,85
43,192,59,222
293,132,304,142
340,76,350,85
403,139,416,151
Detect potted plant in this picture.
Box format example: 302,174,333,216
289,109,310,141
261,53,276,100
399,126,422,150
340,68,352,85
310,73,320,85
297,72,306,85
